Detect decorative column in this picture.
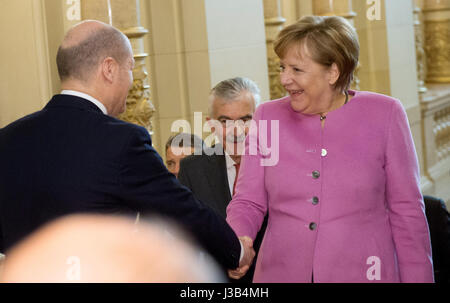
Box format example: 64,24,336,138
413,0,428,94
313,0,356,19
263,0,287,100
81,0,155,133
423,0,450,83
312,0,360,90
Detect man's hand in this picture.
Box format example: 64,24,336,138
228,236,255,280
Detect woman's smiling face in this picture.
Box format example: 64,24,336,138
279,44,336,115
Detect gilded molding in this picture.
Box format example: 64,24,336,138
118,77,155,132
264,0,287,100
121,25,155,132
267,56,286,99
422,0,450,85
121,26,149,38
413,6,428,93
424,19,450,83
265,16,287,26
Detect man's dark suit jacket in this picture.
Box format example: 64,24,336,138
178,148,267,283
423,195,450,284
0,94,240,269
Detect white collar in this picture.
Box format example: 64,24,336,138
224,152,237,169
61,90,108,115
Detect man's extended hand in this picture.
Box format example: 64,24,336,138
228,236,255,280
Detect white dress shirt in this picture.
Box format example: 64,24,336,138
224,152,245,262
61,90,108,115
225,152,238,196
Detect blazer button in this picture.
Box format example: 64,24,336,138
312,196,319,205
321,148,328,157
312,170,320,179
309,222,317,230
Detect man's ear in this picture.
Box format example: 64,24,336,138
328,63,340,86
101,57,117,83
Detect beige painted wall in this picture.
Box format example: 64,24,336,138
0,0,51,127
0,0,78,128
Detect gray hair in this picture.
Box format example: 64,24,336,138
165,133,204,153
56,26,130,82
208,77,261,117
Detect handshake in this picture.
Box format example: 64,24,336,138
228,236,255,280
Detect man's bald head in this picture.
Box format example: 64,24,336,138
56,20,131,83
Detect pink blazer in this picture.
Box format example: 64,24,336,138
226,91,434,282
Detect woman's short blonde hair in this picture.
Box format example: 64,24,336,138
274,15,359,93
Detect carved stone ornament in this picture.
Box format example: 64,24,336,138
118,75,155,132
424,20,450,83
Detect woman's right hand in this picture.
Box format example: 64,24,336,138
228,236,255,279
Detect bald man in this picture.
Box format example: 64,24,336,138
0,214,224,283
0,20,254,272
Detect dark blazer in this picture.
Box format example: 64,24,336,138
179,149,267,283
424,195,450,284
178,149,232,217
0,94,240,269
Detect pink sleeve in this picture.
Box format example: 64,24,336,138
226,105,269,240
385,99,434,282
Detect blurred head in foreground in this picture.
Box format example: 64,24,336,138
0,214,223,283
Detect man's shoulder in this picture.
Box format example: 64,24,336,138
180,148,223,168
181,152,212,166
0,101,150,149
0,110,44,133
102,115,148,134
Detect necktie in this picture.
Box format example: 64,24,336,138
232,162,240,196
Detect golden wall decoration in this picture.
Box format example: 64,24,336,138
264,0,287,100
267,56,286,99
424,20,450,83
118,76,154,131
413,5,428,93
423,0,450,83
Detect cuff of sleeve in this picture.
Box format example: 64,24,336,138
239,239,244,263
